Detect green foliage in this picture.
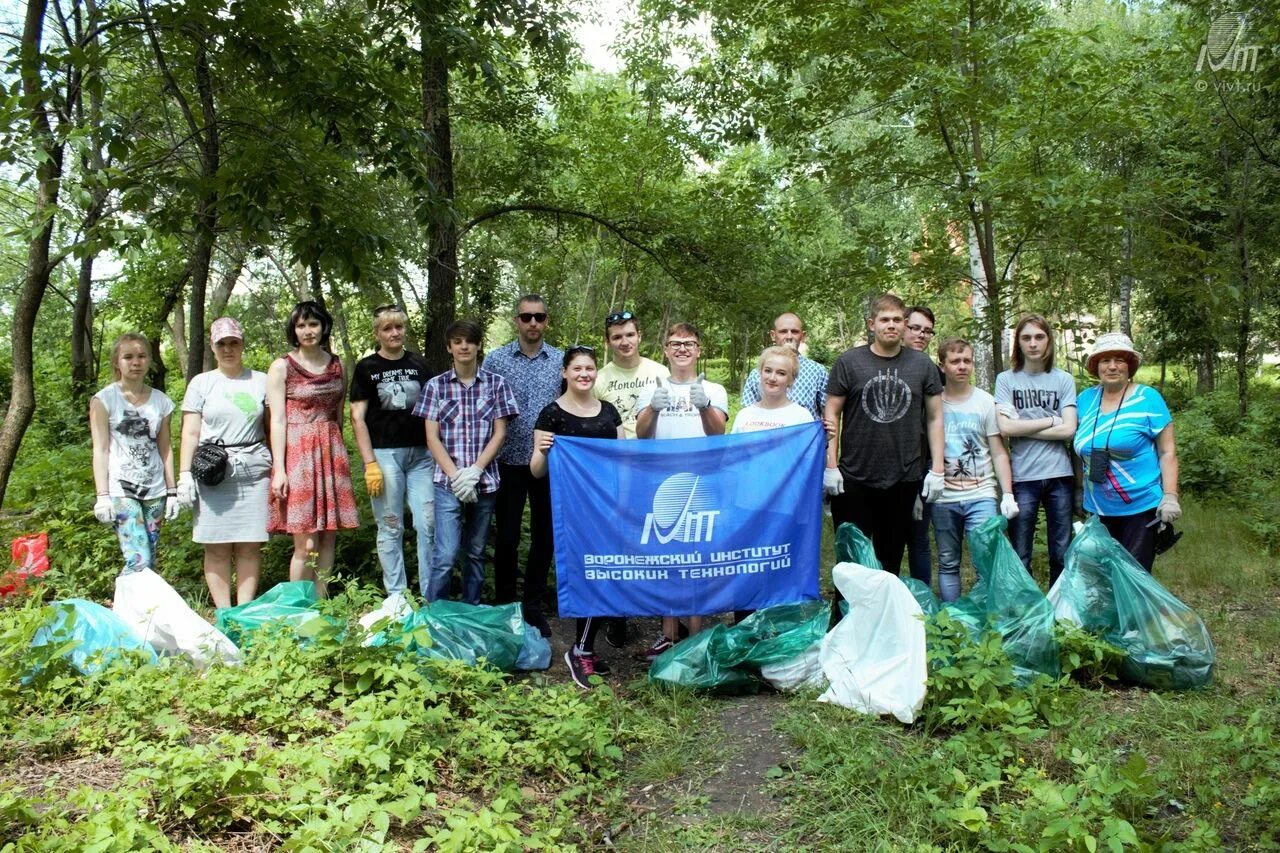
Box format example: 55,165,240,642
0,587,622,848
1174,383,1280,551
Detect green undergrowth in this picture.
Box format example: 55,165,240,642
0,589,623,851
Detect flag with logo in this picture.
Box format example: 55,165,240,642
549,422,825,617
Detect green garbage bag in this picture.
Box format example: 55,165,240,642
731,600,829,668
648,624,760,693
902,578,940,618
945,516,1060,683
30,599,157,676
374,601,526,671
215,581,328,647
1051,517,1214,690
835,523,881,569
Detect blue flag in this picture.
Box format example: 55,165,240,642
549,422,825,617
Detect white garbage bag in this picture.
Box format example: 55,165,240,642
113,569,241,667
818,562,927,723
358,591,412,642
760,641,827,692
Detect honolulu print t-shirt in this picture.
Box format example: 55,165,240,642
96,383,175,501
350,351,432,448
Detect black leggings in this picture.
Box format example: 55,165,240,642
574,617,602,653
1100,508,1159,572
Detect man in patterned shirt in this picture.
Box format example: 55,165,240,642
484,294,563,636
415,319,519,604
739,312,828,419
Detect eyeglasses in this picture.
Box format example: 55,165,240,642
517,312,547,323
373,304,403,316
907,324,935,336
665,339,699,351
566,344,596,356
605,311,634,328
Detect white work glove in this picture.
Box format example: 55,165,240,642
688,374,710,410
1000,493,1020,520
165,496,181,521
922,470,945,503
1157,493,1182,526
177,472,196,509
451,465,482,493
649,379,671,413
995,402,1018,420
823,467,844,497
93,495,114,524
913,495,924,521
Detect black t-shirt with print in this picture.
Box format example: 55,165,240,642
350,351,432,448
827,345,943,488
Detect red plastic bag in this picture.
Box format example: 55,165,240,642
2,533,49,597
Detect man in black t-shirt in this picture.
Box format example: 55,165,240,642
350,306,435,598
824,294,944,576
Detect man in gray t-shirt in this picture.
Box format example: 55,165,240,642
824,294,944,576
994,314,1078,585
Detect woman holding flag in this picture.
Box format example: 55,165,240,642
531,345,624,689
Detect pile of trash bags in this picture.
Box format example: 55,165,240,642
28,569,551,675
1049,517,1215,690
651,518,1214,718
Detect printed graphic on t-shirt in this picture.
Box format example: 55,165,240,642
227,391,260,421
1010,387,1061,419
944,411,991,489
861,368,913,424
117,409,158,498
374,374,421,411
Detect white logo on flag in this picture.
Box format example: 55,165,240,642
641,472,720,545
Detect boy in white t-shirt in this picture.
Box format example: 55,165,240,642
636,322,728,656
932,338,1018,602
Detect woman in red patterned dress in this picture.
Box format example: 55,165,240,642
267,301,359,596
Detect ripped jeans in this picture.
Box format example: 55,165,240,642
370,446,436,596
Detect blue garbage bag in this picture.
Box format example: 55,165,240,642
30,599,157,675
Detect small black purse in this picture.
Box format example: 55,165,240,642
190,440,257,486
190,441,232,486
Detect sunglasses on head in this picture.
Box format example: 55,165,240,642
567,344,596,355
373,303,403,316
605,310,634,328
517,312,547,323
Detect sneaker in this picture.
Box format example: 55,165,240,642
566,649,596,689
644,635,673,660
604,618,628,649
590,654,611,675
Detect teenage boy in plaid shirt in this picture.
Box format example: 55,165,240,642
414,319,518,603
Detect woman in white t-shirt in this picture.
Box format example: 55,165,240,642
89,333,179,576
731,346,814,434
177,317,271,608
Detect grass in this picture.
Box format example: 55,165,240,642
613,495,1280,851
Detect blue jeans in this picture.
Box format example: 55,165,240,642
907,501,932,587
1010,476,1074,585
428,488,496,604
932,498,997,602
370,447,435,597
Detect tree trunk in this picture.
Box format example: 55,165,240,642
967,222,995,390
1195,344,1215,395
1119,217,1133,340
186,38,219,381
421,23,457,376
71,247,99,403
1235,154,1251,418
0,0,64,508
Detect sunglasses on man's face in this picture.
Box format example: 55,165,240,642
517,312,547,323
605,310,634,328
